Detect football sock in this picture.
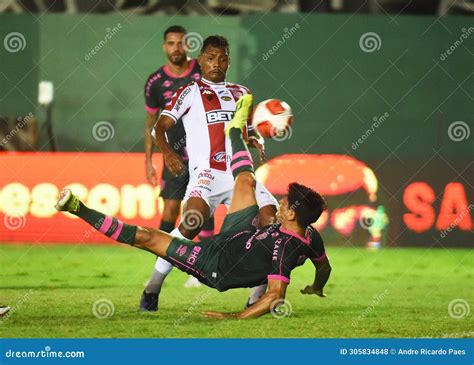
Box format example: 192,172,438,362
144,220,176,293
229,128,254,179
74,202,136,245
248,283,268,306
149,227,186,293
199,217,215,240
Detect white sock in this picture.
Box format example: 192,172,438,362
144,227,185,294
249,283,267,305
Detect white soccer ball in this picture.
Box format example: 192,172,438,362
252,99,293,138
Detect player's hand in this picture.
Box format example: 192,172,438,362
300,286,326,297
146,162,158,186
202,311,236,319
247,136,265,162
164,151,185,177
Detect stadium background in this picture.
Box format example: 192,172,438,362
1,12,472,247
0,0,472,339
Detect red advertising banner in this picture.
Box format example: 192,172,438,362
0,152,228,243
1,152,471,246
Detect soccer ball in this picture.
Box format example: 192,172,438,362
252,99,293,138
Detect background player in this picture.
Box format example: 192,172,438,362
143,25,214,311
55,95,331,318
152,35,278,309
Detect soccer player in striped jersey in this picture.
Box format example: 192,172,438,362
151,35,278,310
55,94,331,318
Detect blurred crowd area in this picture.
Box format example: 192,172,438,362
0,0,473,16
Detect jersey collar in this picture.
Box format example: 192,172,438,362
279,225,311,244
201,77,226,86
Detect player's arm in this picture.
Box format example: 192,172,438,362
203,279,287,319
145,111,158,185
301,255,332,297
152,114,185,176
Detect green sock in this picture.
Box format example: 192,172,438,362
229,128,254,179
74,202,137,245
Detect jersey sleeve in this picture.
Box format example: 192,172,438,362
144,76,162,114
308,228,327,264
267,238,296,284
160,84,194,123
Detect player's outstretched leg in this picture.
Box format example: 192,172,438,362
55,189,172,256
226,94,258,214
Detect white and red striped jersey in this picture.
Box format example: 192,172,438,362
161,78,252,172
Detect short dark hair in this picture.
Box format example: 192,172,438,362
200,35,230,54
164,25,186,40
287,183,327,227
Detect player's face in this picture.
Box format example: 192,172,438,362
198,46,229,83
276,197,289,223
162,32,187,65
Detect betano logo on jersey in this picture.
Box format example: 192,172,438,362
205,110,234,124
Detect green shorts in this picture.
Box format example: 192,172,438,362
160,167,189,200
165,205,259,289
220,205,259,235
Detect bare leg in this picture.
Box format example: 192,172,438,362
178,197,210,239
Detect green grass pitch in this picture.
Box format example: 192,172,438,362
0,244,472,338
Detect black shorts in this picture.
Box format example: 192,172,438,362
165,205,259,290
160,165,189,200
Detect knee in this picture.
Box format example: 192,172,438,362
177,224,200,240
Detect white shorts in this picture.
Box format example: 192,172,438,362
183,167,278,215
